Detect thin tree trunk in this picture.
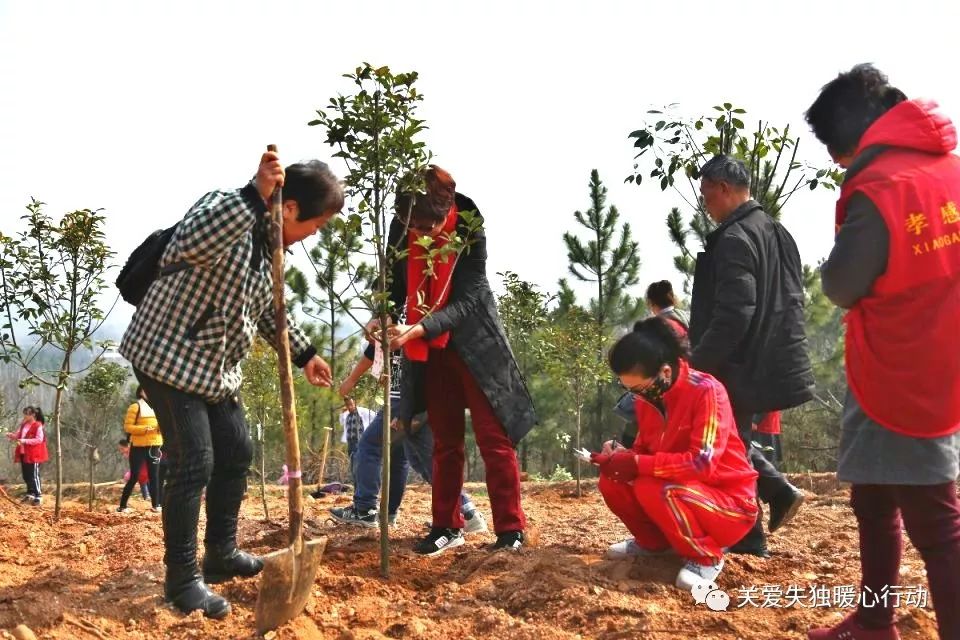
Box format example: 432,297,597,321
87,447,96,511
317,428,331,488
258,423,270,522
576,405,582,498
53,382,66,520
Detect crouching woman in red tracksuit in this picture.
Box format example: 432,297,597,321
595,318,758,591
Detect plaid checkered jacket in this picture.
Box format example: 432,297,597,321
120,183,316,402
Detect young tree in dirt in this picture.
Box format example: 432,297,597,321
287,219,372,447
496,271,551,471
562,170,642,446
627,102,843,290
311,63,480,576
63,360,129,510
241,338,281,519
0,200,115,518
541,306,610,496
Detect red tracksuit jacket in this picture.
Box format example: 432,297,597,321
631,360,757,504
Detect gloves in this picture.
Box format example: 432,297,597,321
598,450,639,483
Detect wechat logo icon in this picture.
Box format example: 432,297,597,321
691,582,731,612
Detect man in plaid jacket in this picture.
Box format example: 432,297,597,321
120,150,342,619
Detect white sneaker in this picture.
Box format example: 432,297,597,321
116,507,133,514
606,539,673,560
151,506,162,513
675,558,724,591
463,511,488,535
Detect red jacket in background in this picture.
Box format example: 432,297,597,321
754,411,781,435
630,360,757,506
14,419,49,464
836,99,960,438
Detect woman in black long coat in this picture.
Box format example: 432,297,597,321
382,165,536,556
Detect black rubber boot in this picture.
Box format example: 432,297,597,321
728,507,771,558
164,564,231,619
202,545,264,584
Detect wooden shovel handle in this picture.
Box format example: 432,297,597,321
266,144,304,549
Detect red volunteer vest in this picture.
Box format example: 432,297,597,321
836,149,960,437
15,420,49,464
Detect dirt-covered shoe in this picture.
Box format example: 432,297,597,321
463,511,488,535
491,531,524,552
413,527,464,557
675,558,724,591
606,538,673,559
329,505,378,528
769,484,805,533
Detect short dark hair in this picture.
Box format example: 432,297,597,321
283,160,344,221
645,280,677,309
698,155,750,188
395,165,457,224
608,317,689,377
805,63,907,157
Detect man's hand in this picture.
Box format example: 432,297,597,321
255,150,285,203
303,355,333,387
387,324,425,351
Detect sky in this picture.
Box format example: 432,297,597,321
2,0,960,337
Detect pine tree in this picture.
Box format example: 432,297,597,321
562,170,643,444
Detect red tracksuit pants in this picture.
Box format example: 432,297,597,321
427,348,526,534
599,474,756,563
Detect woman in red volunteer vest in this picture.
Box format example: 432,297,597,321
6,406,49,506
805,64,960,640
596,318,757,591
381,165,537,556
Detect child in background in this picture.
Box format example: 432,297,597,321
6,406,49,506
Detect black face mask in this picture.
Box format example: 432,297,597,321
637,373,671,404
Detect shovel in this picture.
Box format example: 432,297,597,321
254,144,327,634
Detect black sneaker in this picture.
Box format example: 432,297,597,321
413,527,464,557
491,531,524,552
329,506,378,528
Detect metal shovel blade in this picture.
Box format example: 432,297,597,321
254,536,327,634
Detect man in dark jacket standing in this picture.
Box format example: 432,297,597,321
689,155,811,556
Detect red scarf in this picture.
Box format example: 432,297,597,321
404,205,459,362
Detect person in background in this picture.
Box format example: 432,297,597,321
329,344,487,534
6,406,48,506
752,412,783,469
118,386,163,514
339,397,375,484
645,280,689,335
688,154,809,557
596,318,757,591
118,436,152,501
804,63,960,640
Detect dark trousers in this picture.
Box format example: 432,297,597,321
135,369,253,568
21,462,41,497
120,446,160,509
852,483,960,638
733,408,790,503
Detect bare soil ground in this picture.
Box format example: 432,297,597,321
0,475,940,639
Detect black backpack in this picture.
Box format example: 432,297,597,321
115,224,189,306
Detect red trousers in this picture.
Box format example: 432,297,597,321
427,348,525,534
599,474,756,563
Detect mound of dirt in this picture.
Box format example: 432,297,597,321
0,476,940,639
